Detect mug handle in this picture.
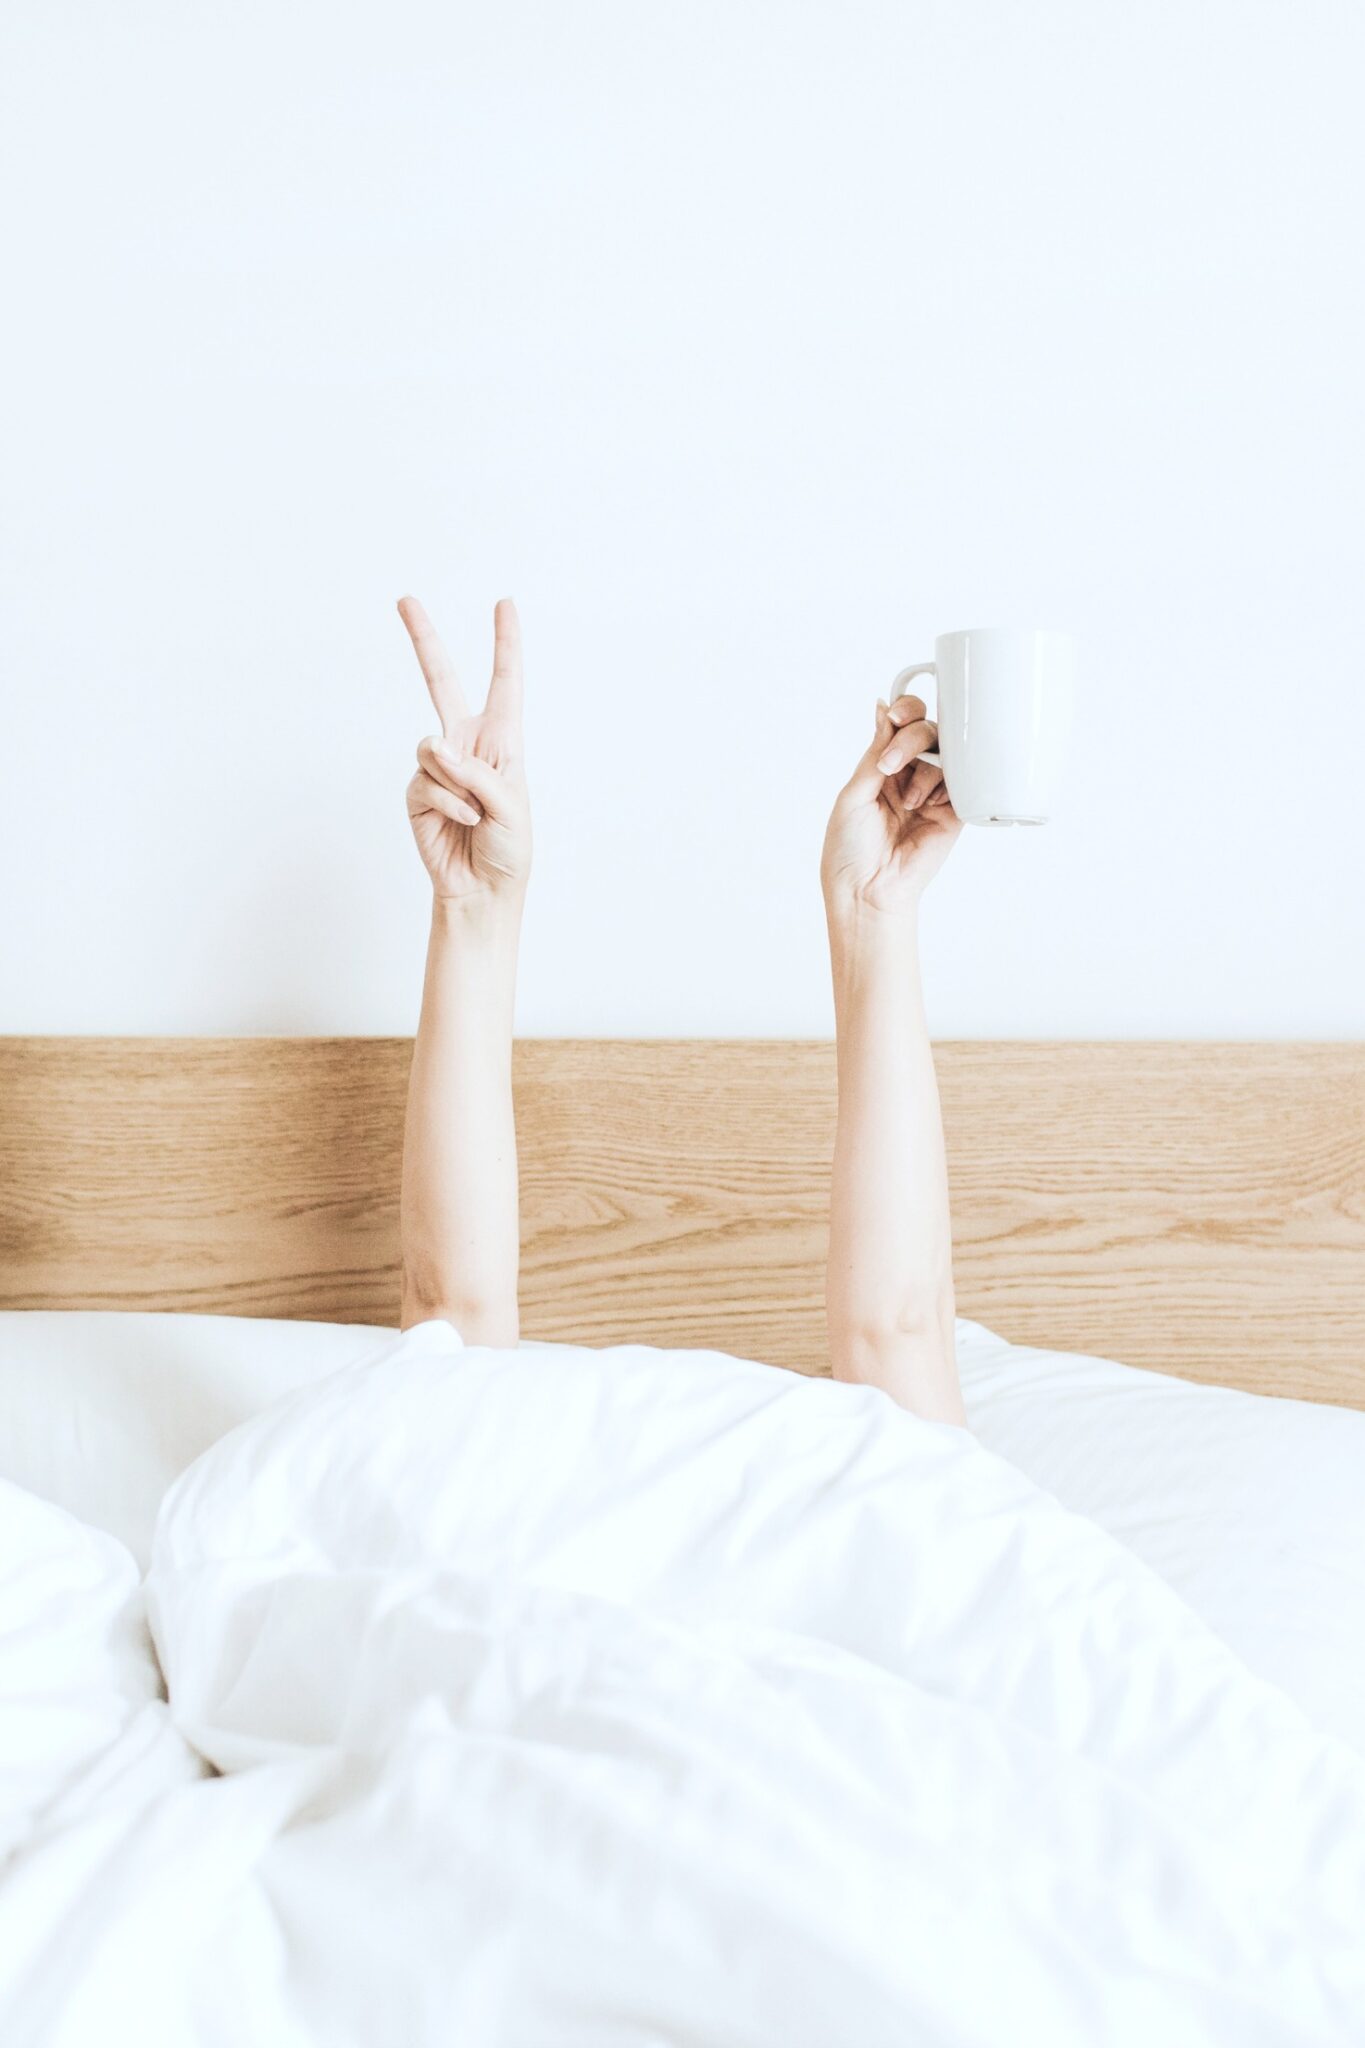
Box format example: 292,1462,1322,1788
889,662,941,765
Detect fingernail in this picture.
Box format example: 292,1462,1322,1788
876,697,889,715
907,786,927,810
433,736,455,762
457,803,481,826
877,747,903,773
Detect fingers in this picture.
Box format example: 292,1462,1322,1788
901,754,945,811
398,596,469,733
417,736,517,826
408,769,481,829
839,699,899,804
838,691,948,817
877,713,938,775
485,596,523,722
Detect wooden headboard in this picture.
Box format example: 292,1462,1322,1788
1,1038,1361,1408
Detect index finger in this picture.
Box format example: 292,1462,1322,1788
877,715,937,774
484,596,523,721
397,595,469,733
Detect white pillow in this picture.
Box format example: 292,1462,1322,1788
0,1311,392,1566
1,1309,1361,1752
957,1319,1365,1754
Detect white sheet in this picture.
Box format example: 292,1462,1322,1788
118,1322,1361,2045
0,1482,165,1867
3,1318,1364,2042
3,1307,1362,1755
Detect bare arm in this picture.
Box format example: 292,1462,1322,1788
402,899,522,1340
820,691,966,1425
396,595,531,1343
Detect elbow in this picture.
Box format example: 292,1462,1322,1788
826,1254,956,1362
400,1259,519,1348
826,1275,963,1426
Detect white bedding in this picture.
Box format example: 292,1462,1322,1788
1,1313,1363,2044
957,1323,1365,1753
0,1483,165,1866
3,1306,1362,1750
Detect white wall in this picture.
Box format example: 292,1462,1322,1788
3,0,1362,1038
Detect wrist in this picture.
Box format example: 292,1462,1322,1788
824,886,920,954
422,893,522,1047
826,892,925,1033
431,888,525,942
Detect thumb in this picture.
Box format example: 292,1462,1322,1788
839,700,896,806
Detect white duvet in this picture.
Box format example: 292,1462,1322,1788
3,1320,1364,2045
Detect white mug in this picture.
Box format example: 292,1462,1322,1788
891,627,1076,826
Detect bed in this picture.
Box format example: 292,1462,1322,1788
1,1036,1363,2046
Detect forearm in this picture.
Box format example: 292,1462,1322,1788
825,898,965,1425
400,896,523,1343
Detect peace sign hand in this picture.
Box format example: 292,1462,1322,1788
399,594,532,906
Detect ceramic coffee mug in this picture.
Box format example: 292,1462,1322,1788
891,627,1076,826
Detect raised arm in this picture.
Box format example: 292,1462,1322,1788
820,689,966,1425
397,595,531,1343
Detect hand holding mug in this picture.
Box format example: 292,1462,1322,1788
821,691,963,918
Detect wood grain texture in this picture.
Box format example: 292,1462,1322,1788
1,1037,1361,1407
